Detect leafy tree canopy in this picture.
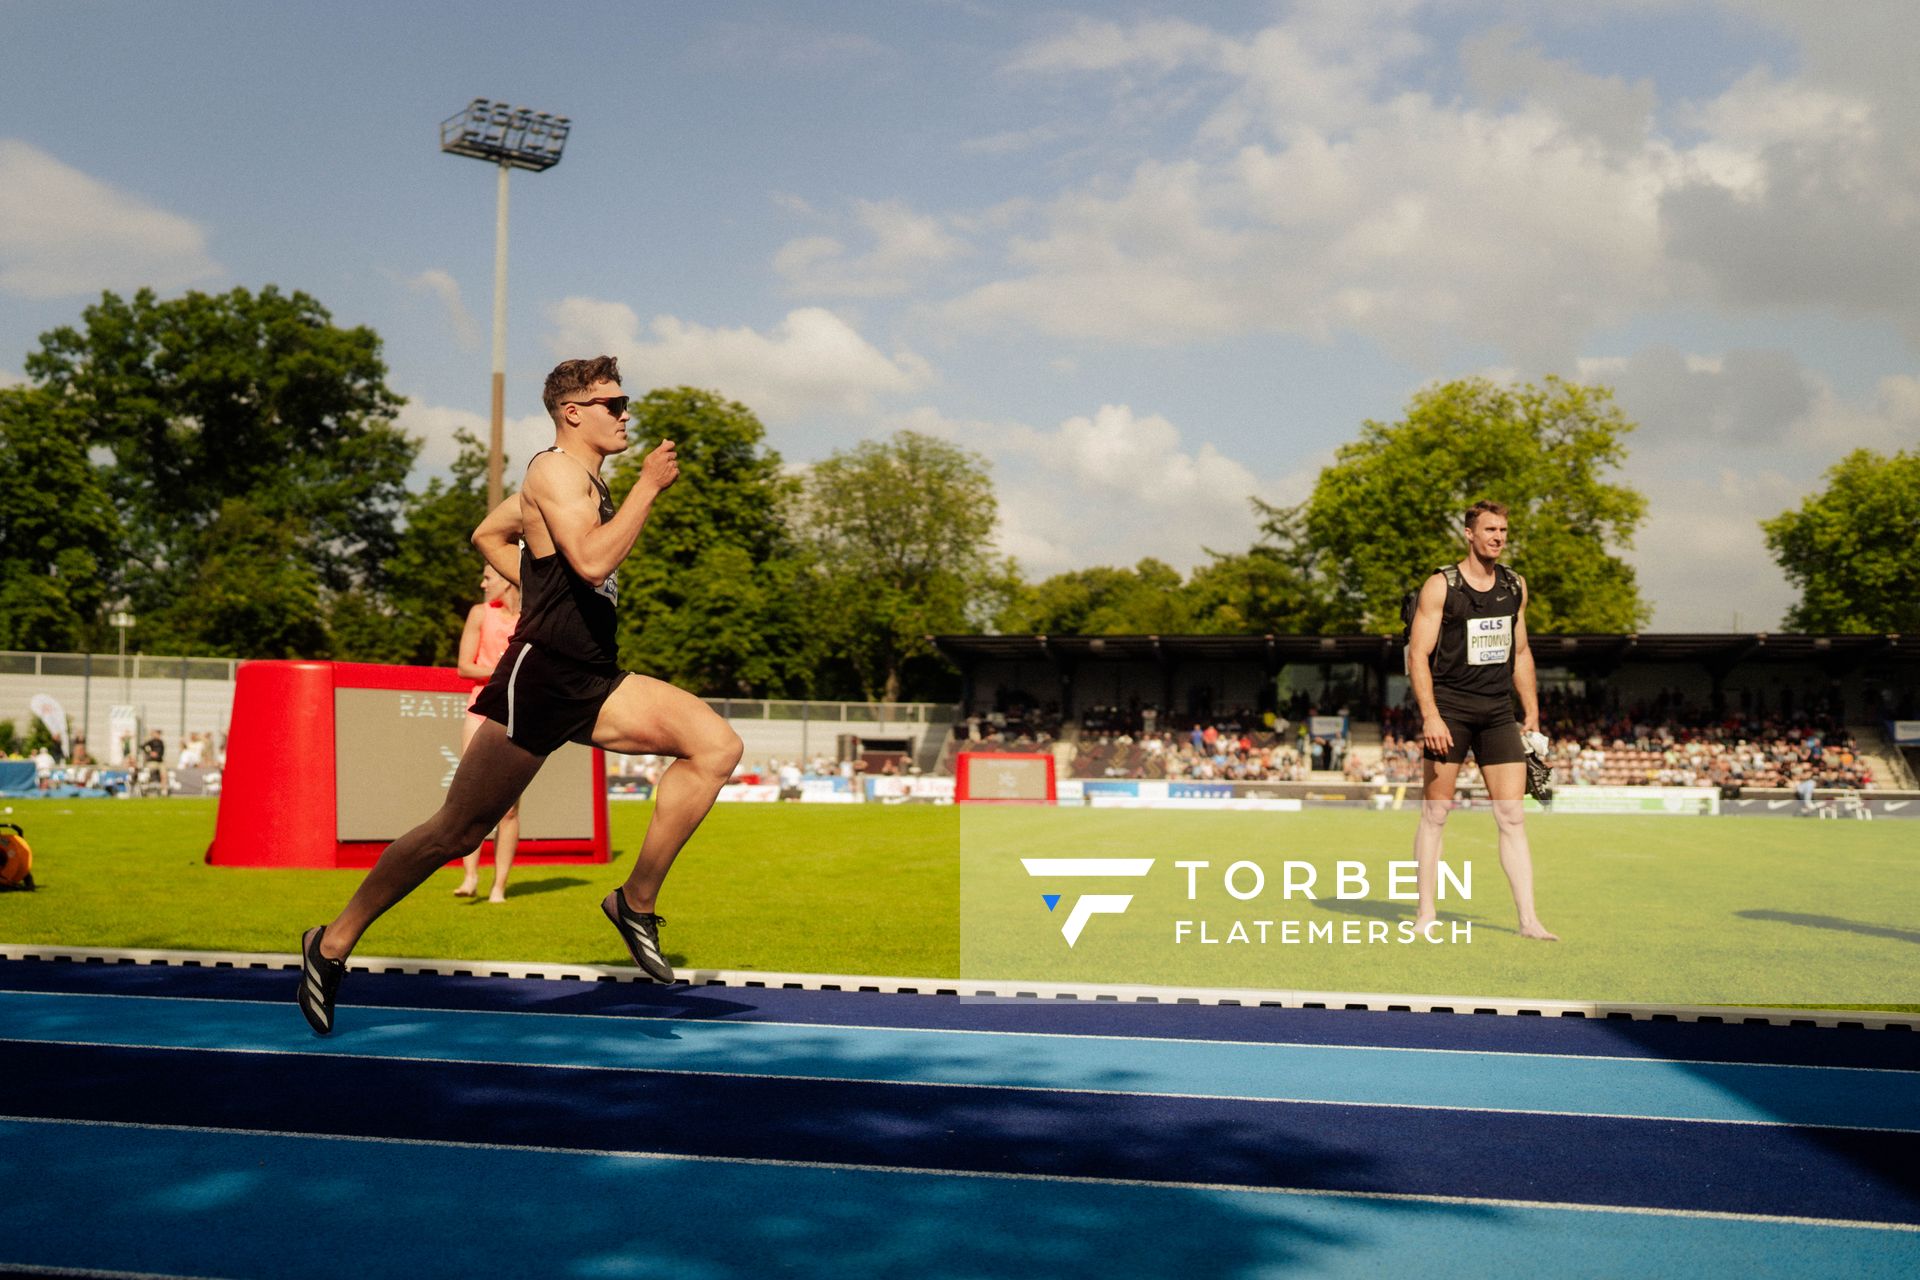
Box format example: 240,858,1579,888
24,286,414,653
1003,559,1196,635
606,387,817,696
1291,376,1648,633
1763,447,1920,633
0,386,120,650
802,430,1009,702
332,429,499,665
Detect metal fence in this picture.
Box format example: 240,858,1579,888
0,652,954,755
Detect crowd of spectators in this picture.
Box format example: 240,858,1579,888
948,685,1886,791
1066,726,1312,782
5,729,227,796
1376,689,1875,790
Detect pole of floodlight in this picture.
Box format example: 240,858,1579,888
439,99,571,509
490,159,509,506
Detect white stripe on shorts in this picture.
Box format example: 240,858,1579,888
505,644,534,741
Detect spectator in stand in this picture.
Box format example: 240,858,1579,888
140,729,167,793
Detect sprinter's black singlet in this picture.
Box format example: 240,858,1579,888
514,447,620,671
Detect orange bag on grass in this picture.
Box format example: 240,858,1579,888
0,823,33,890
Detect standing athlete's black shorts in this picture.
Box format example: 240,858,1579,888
1423,690,1525,766
470,640,628,756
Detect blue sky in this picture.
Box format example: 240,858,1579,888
3,1,1916,630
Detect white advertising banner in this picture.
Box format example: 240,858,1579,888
717,783,782,803
28,694,68,755
1548,786,1721,816
1086,795,1305,812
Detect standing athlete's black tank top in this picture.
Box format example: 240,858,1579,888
1430,566,1520,702
515,448,620,671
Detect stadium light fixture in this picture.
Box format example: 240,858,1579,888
439,99,572,507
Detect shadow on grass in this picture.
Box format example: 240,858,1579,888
485,876,591,901
1305,896,1510,935
1735,909,1920,945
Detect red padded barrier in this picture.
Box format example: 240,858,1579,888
954,751,1057,804
207,659,609,868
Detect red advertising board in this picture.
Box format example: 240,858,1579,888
206,660,609,867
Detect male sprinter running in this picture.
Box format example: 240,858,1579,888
1405,500,1557,941
299,356,743,1033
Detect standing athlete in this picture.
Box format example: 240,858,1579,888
1405,500,1557,941
454,562,522,902
300,356,744,1033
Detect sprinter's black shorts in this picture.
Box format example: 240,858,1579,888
1422,690,1525,767
470,640,628,756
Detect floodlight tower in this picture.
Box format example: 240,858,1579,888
439,99,571,507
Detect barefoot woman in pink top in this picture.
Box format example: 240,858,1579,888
455,564,522,901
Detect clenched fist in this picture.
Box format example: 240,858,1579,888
639,438,680,493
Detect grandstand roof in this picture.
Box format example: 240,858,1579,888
931,633,1915,669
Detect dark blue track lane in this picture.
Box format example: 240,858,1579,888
6,1039,1918,1224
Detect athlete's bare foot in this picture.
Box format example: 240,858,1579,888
1518,921,1559,941
454,876,478,898
1411,912,1439,939
487,890,507,904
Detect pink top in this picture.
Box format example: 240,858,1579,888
466,600,520,708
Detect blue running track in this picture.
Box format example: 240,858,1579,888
1,957,1915,1278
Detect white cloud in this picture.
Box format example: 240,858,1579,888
1588,346,1920,630
941,104,1677,367
888,403,1309,577
0,368,24,390
774,199,966,298
0,139,221,299
942,11,1682,367
394,397,552,482
1461,26,1656,154
1796,373,1920,455
1576,346,1814,446
545,300,933,419
931,7,1920,367
405,269,480,348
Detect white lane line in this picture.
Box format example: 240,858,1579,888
5,943,1915,1029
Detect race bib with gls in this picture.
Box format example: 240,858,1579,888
1467,615,1513,665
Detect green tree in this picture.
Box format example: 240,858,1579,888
1763,448,1920,633
1003,559,1197,635
801,430,1009,702
141,499,329,657
0,386,120,650
1183,500,1339,635
1290,376,1648,633
336,429,498,664
24,286,414,654
605,388,819,696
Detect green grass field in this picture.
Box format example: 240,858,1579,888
0,799,957,975
1,797,1911,1007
